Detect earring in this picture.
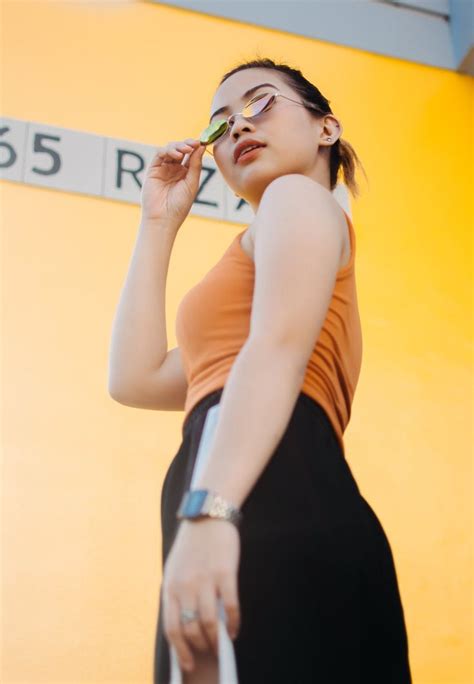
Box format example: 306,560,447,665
326,137,332,142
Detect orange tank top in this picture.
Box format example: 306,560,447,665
175,210,363,456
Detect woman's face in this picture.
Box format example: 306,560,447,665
208,68,341,213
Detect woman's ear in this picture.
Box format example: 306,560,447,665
321,115,343,144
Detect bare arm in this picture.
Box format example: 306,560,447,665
108,219,186,408
110,346,188,411
192,340,307,507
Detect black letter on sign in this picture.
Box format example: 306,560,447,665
194,166,218,208
32,133,61,175
235,197,247,210
0,126,17,169
116,150,145,189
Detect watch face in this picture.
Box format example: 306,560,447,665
179,489,208,518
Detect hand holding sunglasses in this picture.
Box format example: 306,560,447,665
140,137,205,229
140,93,275,229
140,91,325,229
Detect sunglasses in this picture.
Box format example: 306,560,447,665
199,90,327,157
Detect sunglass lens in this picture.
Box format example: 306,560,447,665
200,119,227,146
199,93,275,154
243,93,275,117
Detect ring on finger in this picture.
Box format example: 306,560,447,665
181,608,211,653
180,608,200,624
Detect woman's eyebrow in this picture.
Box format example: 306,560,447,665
209,82,278,123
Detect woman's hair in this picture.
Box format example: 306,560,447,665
218,56,368,199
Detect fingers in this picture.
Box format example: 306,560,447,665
163,574,240,674
196,581,220,654
163,591,196,673
182,582,217,654
163,583,218,674
216,570,241,639
154,139,202,166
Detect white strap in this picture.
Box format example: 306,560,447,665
170,402,239,683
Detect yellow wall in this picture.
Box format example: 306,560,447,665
1,1,472,681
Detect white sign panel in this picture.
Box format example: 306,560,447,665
0,116,348,225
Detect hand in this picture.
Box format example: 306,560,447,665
162,517,241,673
140,138,206,228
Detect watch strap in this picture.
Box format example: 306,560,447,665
177,489,242,528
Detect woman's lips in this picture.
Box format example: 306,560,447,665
236,145,266,164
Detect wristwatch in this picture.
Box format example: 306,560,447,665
176,489,243,529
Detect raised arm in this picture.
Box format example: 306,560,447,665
107,219,180,405
107,137,204,409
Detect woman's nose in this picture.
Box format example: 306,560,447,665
230,116,254,139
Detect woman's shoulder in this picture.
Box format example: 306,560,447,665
241,206,350,271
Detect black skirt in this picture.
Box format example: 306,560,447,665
153,388,411,683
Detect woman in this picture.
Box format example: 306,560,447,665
109,57,411,683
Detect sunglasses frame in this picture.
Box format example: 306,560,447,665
201,90,328,157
